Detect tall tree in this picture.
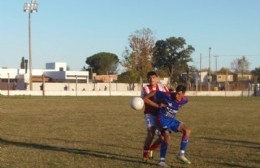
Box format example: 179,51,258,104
218,67,232,74
121,28,155,85
117,71,139,90
251,67,260,82
231,56,249,73
85,52,119,75
152,37,194,87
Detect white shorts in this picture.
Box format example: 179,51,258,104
145,114,158,129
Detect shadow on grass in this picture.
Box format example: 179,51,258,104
2,133,142,152
0,137,156,166
215,162,256,168
197,136,260,149
195,136,260,168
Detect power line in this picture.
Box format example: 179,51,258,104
213,54,260,57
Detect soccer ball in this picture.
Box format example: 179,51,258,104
130,97,144,111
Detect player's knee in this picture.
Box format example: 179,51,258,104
187,128,191,134
147,130,155,138
162,131,170,145
184,128,191,136
165,137,170,145
161,137,170,145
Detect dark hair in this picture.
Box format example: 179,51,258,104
176,85,186,93
147,71,157,78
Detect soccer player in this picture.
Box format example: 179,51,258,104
141,71,169,162
143,85,191,167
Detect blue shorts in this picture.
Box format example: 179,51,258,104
158,115,181,133
144,114,158,129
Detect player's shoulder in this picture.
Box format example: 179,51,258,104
142,84,152,93
156,83,166,87
155,90,169,98
141,84,154,98
156,83,169,92
181,96,189,104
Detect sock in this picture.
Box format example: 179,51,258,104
180,132,189,153
143,146,149,158
180,140,189,152
160,141,168,159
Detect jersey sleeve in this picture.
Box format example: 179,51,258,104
154,91,163,100
180,97,188,105
163,85,169,92
154,91,170,104
141,86,148,98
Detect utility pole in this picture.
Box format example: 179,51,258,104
200,53,202,91
209,47,211,73
208,47,212,91
214,55,219,89
24,0,38,90
214,55,219,73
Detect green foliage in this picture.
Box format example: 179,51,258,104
86,52,119,75
251,67,260,82
153,37,194,86
117,71,139,83
117,71,139,90
218,67,232,74
231,56,249,73
155,68,169,78
81,66,87,71
121,28,155,85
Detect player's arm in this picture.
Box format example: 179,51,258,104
143,91,159,108
143,91,164,108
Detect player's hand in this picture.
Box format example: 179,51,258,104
158,103,167,108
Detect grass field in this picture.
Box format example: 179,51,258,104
0,96,259,168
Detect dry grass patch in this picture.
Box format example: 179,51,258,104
0,96,259,168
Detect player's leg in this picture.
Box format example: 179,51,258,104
158,129,171,167
149,133,166,159
149,117,164,159
149,135,161,159
176,123,191,164
143,127,155,161
143,114,157,162
179,123,191,153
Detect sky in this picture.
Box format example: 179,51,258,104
1,0,260,72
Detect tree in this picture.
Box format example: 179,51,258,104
117,71,139,90
152,37,194,87
121,28,155,85
85,52,119,75
185,66,197,90
218,67,232,74
81,66,87,71
231,56,249,73
251,67,260,83
20,57,26,69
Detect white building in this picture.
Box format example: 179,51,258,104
0,62,89,90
